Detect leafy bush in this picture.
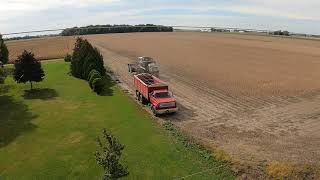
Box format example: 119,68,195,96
0,67,6,84
95,129,129,180
88,69,101,88
3,66,14,76
92,78,104,94
0,34,9,64
64,53,72,62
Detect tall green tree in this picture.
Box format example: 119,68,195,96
0,65,5,84
71,37,105,79
13,50,45,90
0,34,9,64
95,129,129,180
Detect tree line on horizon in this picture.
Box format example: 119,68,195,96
270,30,290,36
61,24,173,36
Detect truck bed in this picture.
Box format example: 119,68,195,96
134,73,168,99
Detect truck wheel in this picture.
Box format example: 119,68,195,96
135,91,139,100
151,106,158,117
141,97,147,105
139,94,143,104
137,93,141,101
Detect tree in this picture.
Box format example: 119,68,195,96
283,30,290,36
61,24,173,36
71,37,105,79
64,53,72,62
13,50,45,90
92,77,104,94
95,129,129,180
0,34,9,64
0,64,5,84
88,69,101,88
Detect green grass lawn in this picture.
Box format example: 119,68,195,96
0,61,234,179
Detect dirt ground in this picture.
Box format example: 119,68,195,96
85,32,320,167
6,32,320,172
6,36,75,62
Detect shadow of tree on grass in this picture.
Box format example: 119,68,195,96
0,84,10,94
99,75,115,96
23,88,58,100
0,96,37,148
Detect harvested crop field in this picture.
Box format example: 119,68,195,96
7,32,320,171
86,32,320,166
6,36,75,62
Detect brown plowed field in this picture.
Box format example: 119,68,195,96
85,32,320,166
6,36,75,62
7,32,320,168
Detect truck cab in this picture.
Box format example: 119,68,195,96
149,89,178,115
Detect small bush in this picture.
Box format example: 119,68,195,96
3,66,14,76
84,62,96,80
0,67,5,84
0,34,9,64
88,69,101,88
95,129,129,180
88,68,98,81
64,53,72,62
92,78,104,94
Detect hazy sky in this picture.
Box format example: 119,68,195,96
1,0,320,35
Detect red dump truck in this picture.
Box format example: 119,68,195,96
134,73,178,115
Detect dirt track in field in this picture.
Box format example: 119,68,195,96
86,32,320,166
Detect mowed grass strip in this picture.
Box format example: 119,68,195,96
0,61,234,179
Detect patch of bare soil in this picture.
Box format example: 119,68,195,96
6,36,76,62
86,32,320,171
8,32,320,177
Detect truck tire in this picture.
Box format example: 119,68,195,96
137,92,141,101
151,106,158,117
139,94,143,104
141,96,147,105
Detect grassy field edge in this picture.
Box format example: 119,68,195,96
0,60,235,179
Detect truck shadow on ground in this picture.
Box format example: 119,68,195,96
23,88,58,100
0,96,37,148
158,102,197,122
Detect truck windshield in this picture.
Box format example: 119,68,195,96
154,92,172,98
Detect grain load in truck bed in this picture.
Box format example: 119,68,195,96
137,73,167,87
